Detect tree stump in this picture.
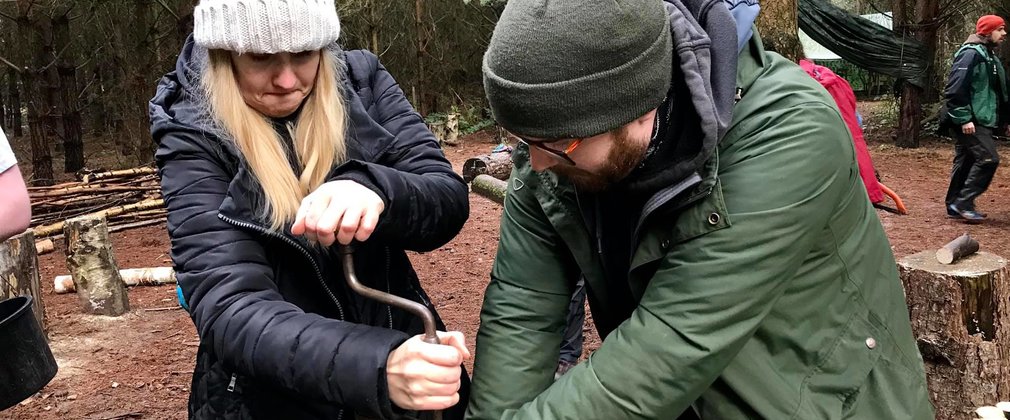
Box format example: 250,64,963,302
471,174,508,205
429,112,460,147
64,215,130,316
0,231,45,331
462,152,513,183
898,250,1010,420
444,113,460,146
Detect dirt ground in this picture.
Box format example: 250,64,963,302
4,118,1010,419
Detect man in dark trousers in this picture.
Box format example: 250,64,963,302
943,15,1008,222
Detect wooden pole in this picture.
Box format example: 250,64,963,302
54,267,175,294
64,215,130,316
937,233,980,265
472,174,508,205
0,231,45,331
80,167,157,183
899,251,1010,419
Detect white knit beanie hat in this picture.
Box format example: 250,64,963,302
193,0,341,54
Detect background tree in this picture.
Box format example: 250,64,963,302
1,0,1000,180
757,0,805,62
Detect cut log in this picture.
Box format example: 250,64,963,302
462,151,513,183
0,231,45,331
54,267,176,294
34,239,54,255
472,174,508,205
899,250,1010,420
937,233,980,265
64,215,130,316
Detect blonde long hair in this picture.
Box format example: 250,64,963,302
203,49,348,231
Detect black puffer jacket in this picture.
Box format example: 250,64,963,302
150,37,470,420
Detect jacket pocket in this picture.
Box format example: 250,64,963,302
840,356,933,419
794,314,884,420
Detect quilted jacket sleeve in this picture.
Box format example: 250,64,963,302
328,50,469,252
154,127,410,419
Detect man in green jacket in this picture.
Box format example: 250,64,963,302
943,15,1008,222
467,0,934,418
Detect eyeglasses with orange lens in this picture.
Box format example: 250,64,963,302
515,136,584,165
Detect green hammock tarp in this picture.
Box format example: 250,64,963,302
798,0,928,87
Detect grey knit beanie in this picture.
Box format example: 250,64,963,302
483,0,673,139
193,0,341,54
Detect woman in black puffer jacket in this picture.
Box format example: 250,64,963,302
150,1,470,418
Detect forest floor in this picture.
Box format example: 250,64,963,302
4,101,1010,419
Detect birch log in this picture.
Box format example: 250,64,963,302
54,267,175,294
472,174,508,205
64,215,130,316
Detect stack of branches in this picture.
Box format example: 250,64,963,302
29,167,166,240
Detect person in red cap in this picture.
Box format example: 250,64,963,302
941,14,1008,222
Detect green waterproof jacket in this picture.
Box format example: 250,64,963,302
467,33,934,420
944,35,1010,129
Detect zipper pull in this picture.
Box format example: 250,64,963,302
227,374,237,392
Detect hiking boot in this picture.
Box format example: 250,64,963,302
554,360,576,381
948,204,986,223
947,204,986,219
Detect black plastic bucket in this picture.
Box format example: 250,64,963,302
0,296,58,411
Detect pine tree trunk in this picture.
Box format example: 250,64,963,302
53,12,84,173
20,7,55,185
26,105,53,185
9,68,23,137
893,0,940,147
414,0,430,115
128,0,154,165
897,84,922,148
899,251,1010,420
0,231,45,332
0,73,7,133
754,0,803,62
63,215,130,316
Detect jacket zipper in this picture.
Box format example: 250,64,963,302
227,373,237,392
629,172,705,249
217,213,346,320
